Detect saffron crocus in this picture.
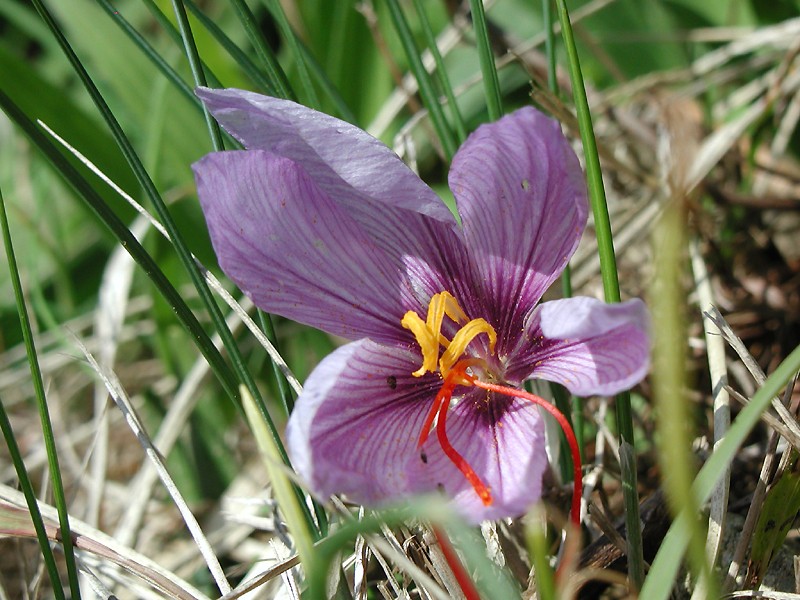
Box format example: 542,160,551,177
192,87,650,524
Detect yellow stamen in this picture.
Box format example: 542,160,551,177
402,292,497,378
401,310,439,377
439,318,497,375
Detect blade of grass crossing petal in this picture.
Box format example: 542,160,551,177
467,0,502,120
183,0,278,95
241,386,316,576
30,0,295,480
642,342,800,600
0,216,66,600
229,0,295,100
168,0,224,151
256,310,329,536
384,0,457,160
553,0,643,588
95,0,198,107
264,0,320,108
411,0,467,143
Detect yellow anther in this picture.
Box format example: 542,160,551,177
401,311,439,377
439,318,497,375
403,291,497,378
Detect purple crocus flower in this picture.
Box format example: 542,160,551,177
192,87,650,524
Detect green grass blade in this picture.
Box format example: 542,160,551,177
553,0,644,588
642,342,800,599
0,188,82,598
0,191,67,600
95,0,198,107
411,0,467,143
384,0,458,160
136,0,225,89
264,0,320,108
168,0,224,151
183,0,277,95
241,385,317,577
229,0,295,100
467,0,502,120
297,39,357,123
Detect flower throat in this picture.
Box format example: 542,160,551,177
402,292,583,528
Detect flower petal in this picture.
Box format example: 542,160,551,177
508,297,651,396
448,107,588,333
194,150,440,343
196,87,463,264
408,392,547,524
286,339,442,504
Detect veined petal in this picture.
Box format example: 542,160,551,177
196,87,464,269
508,297,651,396
407,391,547,524
194,150,435,343
449,107,587,336
286,339,443,504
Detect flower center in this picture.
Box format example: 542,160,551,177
401,291,497,378
401,293,584,524
402,292,498,505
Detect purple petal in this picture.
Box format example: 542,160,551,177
508,297,650,396
286,339,442,503
196,87,464,266
194,150,442,343
408,392,547,524
449,107,588,333
287,339,548,523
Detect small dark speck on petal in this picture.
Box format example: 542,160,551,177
420,450,428,464
386,375,397,389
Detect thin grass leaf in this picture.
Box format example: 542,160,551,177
384,0,458,160
136,0,225,89
95,0,198,107
526,507,556,600
642,342,800,599
0,395,64,598
229,0,295,100
553,0,644,587
0,185,80,598
689,237,730,570
467,0,502,120
74,334,233,595
542,0,558,93
296,39,358,123
411,0,467,143
183,0,278,95
652,203,718,596
168,0,224,151
263,0,320,108
240,385,316,588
